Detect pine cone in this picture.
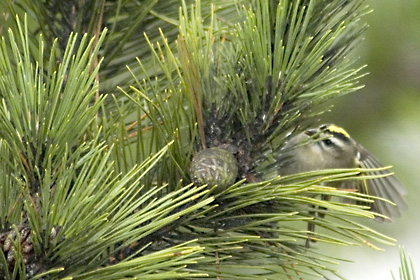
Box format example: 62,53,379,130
0,224,61,278
190,147,239,191
0,225,33,271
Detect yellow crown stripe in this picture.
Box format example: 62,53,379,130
327,124,350,138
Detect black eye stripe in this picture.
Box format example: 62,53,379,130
323,139,333,146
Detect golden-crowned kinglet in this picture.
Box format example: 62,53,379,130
277,124,407,221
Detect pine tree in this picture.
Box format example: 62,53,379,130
0,0,407,279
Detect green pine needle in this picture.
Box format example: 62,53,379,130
392,247,417,280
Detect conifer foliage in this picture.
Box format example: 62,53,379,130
0,0,404,279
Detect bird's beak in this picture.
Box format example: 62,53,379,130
304,129,316,137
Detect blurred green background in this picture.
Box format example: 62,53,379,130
319,0,420,278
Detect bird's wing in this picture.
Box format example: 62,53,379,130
355,144,407,221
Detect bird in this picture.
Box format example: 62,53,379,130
277,124,407,246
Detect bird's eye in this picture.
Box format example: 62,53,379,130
323,139,333,146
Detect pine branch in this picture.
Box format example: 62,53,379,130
0,0,245,97
0,15,215,279
115,1,397,278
